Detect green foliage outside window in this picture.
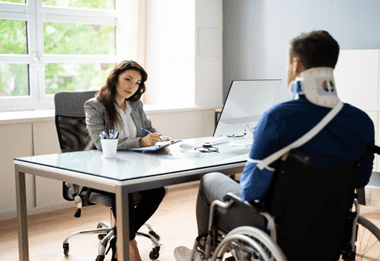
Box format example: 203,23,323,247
0,20,27,55
43,0,115,10
0,20,28,96
45,63,115,94
0,0,117,97
43,21,116,94
0,0,25,3
0,0,114,9
0,63,28,96
44,22,116,55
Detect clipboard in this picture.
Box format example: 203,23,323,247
128,139,182,152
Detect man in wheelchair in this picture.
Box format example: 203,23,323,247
174,30,376,261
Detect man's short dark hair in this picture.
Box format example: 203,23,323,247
289,30,340,69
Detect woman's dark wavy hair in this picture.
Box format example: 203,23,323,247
289,30,340,70
96,60,148,130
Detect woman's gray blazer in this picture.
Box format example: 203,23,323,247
84,97,158,150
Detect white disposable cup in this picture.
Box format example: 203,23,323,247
101,139,118,158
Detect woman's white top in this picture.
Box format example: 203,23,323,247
115,101,137,139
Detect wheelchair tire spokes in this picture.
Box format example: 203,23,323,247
354,216,380,261
211,226,286,261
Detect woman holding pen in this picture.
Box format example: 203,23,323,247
84,60,170,261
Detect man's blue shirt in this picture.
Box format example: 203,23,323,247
240,95,375,203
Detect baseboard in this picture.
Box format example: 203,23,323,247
0,202,74,222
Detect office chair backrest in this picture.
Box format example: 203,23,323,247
265,154,360,261
54,90,145,209
54,91,96,153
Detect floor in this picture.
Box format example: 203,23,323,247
1,182,380,261
0,183,199,261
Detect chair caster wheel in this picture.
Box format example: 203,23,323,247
63,243,69,256
149,246,160,260
97,223,106,240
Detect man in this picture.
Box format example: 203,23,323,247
174,30,375,261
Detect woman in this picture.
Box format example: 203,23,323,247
84,60,169,261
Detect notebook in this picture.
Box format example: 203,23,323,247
128,139,182,152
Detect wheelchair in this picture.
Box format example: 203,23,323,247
182,150,380,261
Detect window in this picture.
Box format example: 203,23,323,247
0,0,118,111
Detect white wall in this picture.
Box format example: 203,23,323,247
146,108,215,139
195,0,223,108
145,0,223,109
334,49,380,206
223,0,380,105
334,50,380,172
145,0,195,107
0,123,35,217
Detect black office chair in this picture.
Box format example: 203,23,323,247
183,150,380,261
54,91,161,261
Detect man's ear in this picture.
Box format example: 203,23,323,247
292,57,305,77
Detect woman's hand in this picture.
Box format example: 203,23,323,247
139,133,163,147
160,136,172,142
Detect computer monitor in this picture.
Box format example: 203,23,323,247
213,79,281,137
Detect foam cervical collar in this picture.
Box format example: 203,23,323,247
288,67,340,108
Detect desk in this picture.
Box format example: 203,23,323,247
14,136,251,261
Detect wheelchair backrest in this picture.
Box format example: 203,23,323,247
264,156,360,261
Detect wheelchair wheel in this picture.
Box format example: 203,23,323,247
212,226,287,261
355,215,380,260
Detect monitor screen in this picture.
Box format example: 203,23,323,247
214,79,281,137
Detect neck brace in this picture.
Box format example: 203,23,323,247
288,67,340,108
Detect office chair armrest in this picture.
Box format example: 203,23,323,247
223,192,266,213
62,183,74,201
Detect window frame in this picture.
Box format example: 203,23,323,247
0,0,119,111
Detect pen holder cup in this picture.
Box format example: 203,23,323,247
101,139,118,158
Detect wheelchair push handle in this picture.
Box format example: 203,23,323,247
367,144,380,155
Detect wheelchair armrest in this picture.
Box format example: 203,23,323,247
223,192,266,213
287,150,313,165
222,193,277,241
367,144,380,155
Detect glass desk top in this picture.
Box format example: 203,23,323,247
15,137,251,181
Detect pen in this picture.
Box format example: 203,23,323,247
101,131,108,139
142,128,162,140
109,129,114,139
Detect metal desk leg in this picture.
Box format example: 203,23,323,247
15,165,29,261
116,185,130,261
